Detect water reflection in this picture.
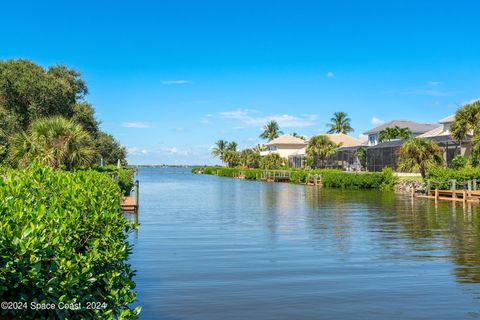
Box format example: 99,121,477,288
129,168,480,320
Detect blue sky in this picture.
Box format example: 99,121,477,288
1,0,479,165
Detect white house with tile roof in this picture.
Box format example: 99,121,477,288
260,135,307,158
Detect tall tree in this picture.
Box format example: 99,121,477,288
211,140,229,163
396,126,412,140
222,150,239,167
0,59,87,128
260,120,283,141
253,144,267,153
378,126,411,143
95,132,127,165
451,100,480,151
9,116,96,170
227,141,238,152
306,135,337,168
398,138,444,178
239,149,261,168
326,112,353,134
0,59,127,165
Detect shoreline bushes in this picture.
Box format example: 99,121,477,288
192,167,396,190
0,166,139,319
426,167,480,189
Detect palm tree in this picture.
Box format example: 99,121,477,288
451,100,480,150
227,141,237,152
260,120,283,141
398,138,444,178
9,116,96,170
355,147,367,170
291,132,306,140
326,112,353,134
396,126,412,140
253,144,267,153
211,140,229,162
378,127,398,143
306,135,337,168
378,126,412,143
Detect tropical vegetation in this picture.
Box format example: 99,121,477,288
260,120,283,141
306,135,337,168
326,112,353,134
0,59,126,167
9,116,96,170
192,166,396,190
398,138,444,178
0,165,139,319
0,59,137,318
378,126,412,143
260,153,285,169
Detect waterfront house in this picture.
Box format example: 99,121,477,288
288,134,363,169
260,135,307,158
363,120,440,146
366,115,472,171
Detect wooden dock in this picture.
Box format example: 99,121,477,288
121,180,139,213
305,173,322,186
259,170,291,183
413,179,480,204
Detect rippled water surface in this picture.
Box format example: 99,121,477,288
129,168,480,319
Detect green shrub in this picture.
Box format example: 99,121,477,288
93,165,135,196
259,153,285,169
193,167,396,190
0,166,139,319
451,155,468,169
426,167,480,189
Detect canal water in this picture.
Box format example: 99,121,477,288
129,168,480,319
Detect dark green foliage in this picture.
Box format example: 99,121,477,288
0,60,86,128
0,59,127,166
0,166,140,319
95,132,127,166
71,102,100,135
192,167,397,190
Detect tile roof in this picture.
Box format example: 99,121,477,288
363,120,440,135
438,114,455,124
318,134,363,147
265,135,307,146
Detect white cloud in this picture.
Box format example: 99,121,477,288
326,71,335,78
161,80,191,85
427,81,441,86
127,147,149,156
371,117,385,126
217,109,317,128
162,147,190,156
122,122,150,128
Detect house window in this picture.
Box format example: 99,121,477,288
369,135,376,146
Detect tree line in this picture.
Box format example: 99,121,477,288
0,59,126,170
211,112,356,169
210,101,480,177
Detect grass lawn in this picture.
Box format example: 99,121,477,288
397,175,423,182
